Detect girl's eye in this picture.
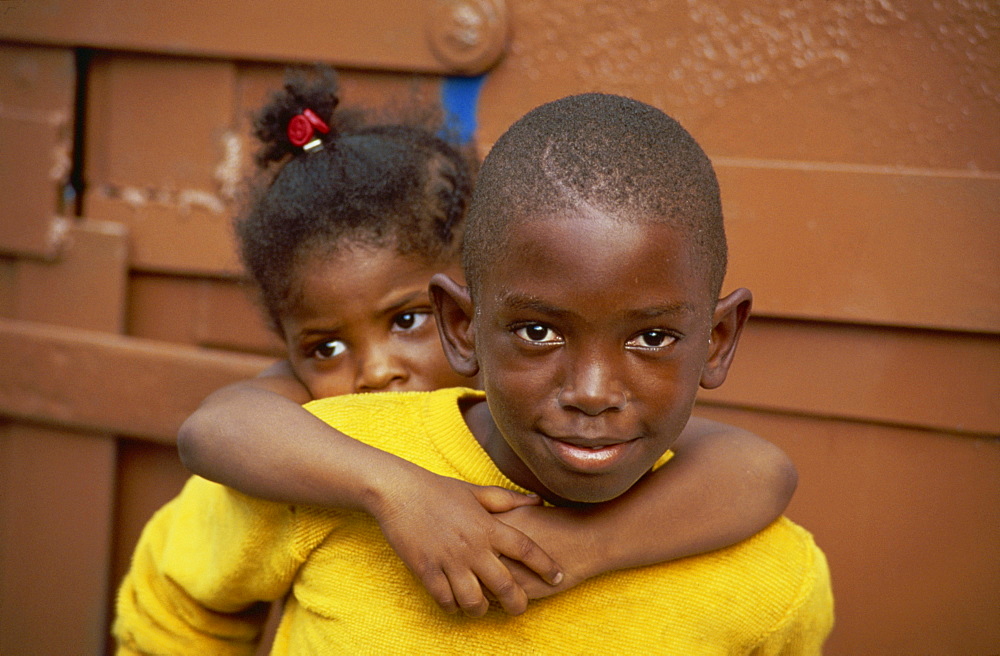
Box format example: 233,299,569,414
514,323,562,344
392,311,431,332
313,339,347,359
626,330,676,350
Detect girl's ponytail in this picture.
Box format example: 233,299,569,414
251,67,343,166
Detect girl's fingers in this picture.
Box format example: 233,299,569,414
443,568,490,617
470,485,543,513
492,523,564,586
472,558,529,616
420,569,459,614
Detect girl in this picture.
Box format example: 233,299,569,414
178,68,796,618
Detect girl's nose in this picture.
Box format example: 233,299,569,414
355,348,408,392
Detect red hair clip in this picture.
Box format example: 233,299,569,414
287,108,330,151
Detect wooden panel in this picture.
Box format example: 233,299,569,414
699,318,1000,436
0,45,74,258
83,194,241,277
1,217,129,654
13,220,129,332
85,55,237,192
0,256,16,315
694,405,1000,656
127,273,281,355
194,278,282,354
0,424,116,656
478,1,999,171
125,273,199,344
718,164,1000,333
0,318,273,444
0,43,76,110
0,0,509,75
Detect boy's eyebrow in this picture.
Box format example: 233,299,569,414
498,294,573,319
499,293,696,318
625,303,697,319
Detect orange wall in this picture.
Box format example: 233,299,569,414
1,2,997,654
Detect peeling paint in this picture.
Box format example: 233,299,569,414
213,130,242,201
98,184,227,215
177,189,225,215
45,216,71,255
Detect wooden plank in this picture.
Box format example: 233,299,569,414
127,273,282,355
0,0,509,75
3,314,995,446
85,55,237,192
699,317,1000,437
0,44,76,110
0,113,68,257
0,44,74,258
1,215,131,654
13,220,129,332
0,424,117,656
83,194,241,277
0,318,273,443
694,405,1000,656
476,2,998,172
718,164,1000,333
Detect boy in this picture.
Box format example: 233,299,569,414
115,93,833,654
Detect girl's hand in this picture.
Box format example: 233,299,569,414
371,470,563,617
494,505,598,600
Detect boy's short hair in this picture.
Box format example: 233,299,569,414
463,93,727,301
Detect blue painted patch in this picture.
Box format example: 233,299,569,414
441,75,486,144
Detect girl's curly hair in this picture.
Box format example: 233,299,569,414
235,67,475,332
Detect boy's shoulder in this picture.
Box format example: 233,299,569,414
578,516,832,648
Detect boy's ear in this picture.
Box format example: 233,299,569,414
700,287,752,390
429,273,480,378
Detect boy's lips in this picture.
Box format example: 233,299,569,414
542,433,639,473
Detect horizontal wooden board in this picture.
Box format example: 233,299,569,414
478,2,999,171
0,318,273,443
718,162,1000,333
0,0,509,75
698,317,1000,436
13,220,128,333
83,194,241,277
126,273,281,355
694,404,1000,656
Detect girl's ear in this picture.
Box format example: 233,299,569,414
700,287,752,390
429,273,480,378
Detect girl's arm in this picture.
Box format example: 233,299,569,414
177,363,562,617
495,417,797,597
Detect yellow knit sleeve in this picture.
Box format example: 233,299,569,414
747,525,835,655
114,476,339,655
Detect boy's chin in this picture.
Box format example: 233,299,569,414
539,479,638,507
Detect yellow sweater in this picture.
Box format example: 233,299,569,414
115,387,833,655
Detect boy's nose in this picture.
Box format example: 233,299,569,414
557,355,628,415
355,350,408,392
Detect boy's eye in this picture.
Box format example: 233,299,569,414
626,330,676,350
514,323,562,344
313,339,347,359
392,311,431,332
